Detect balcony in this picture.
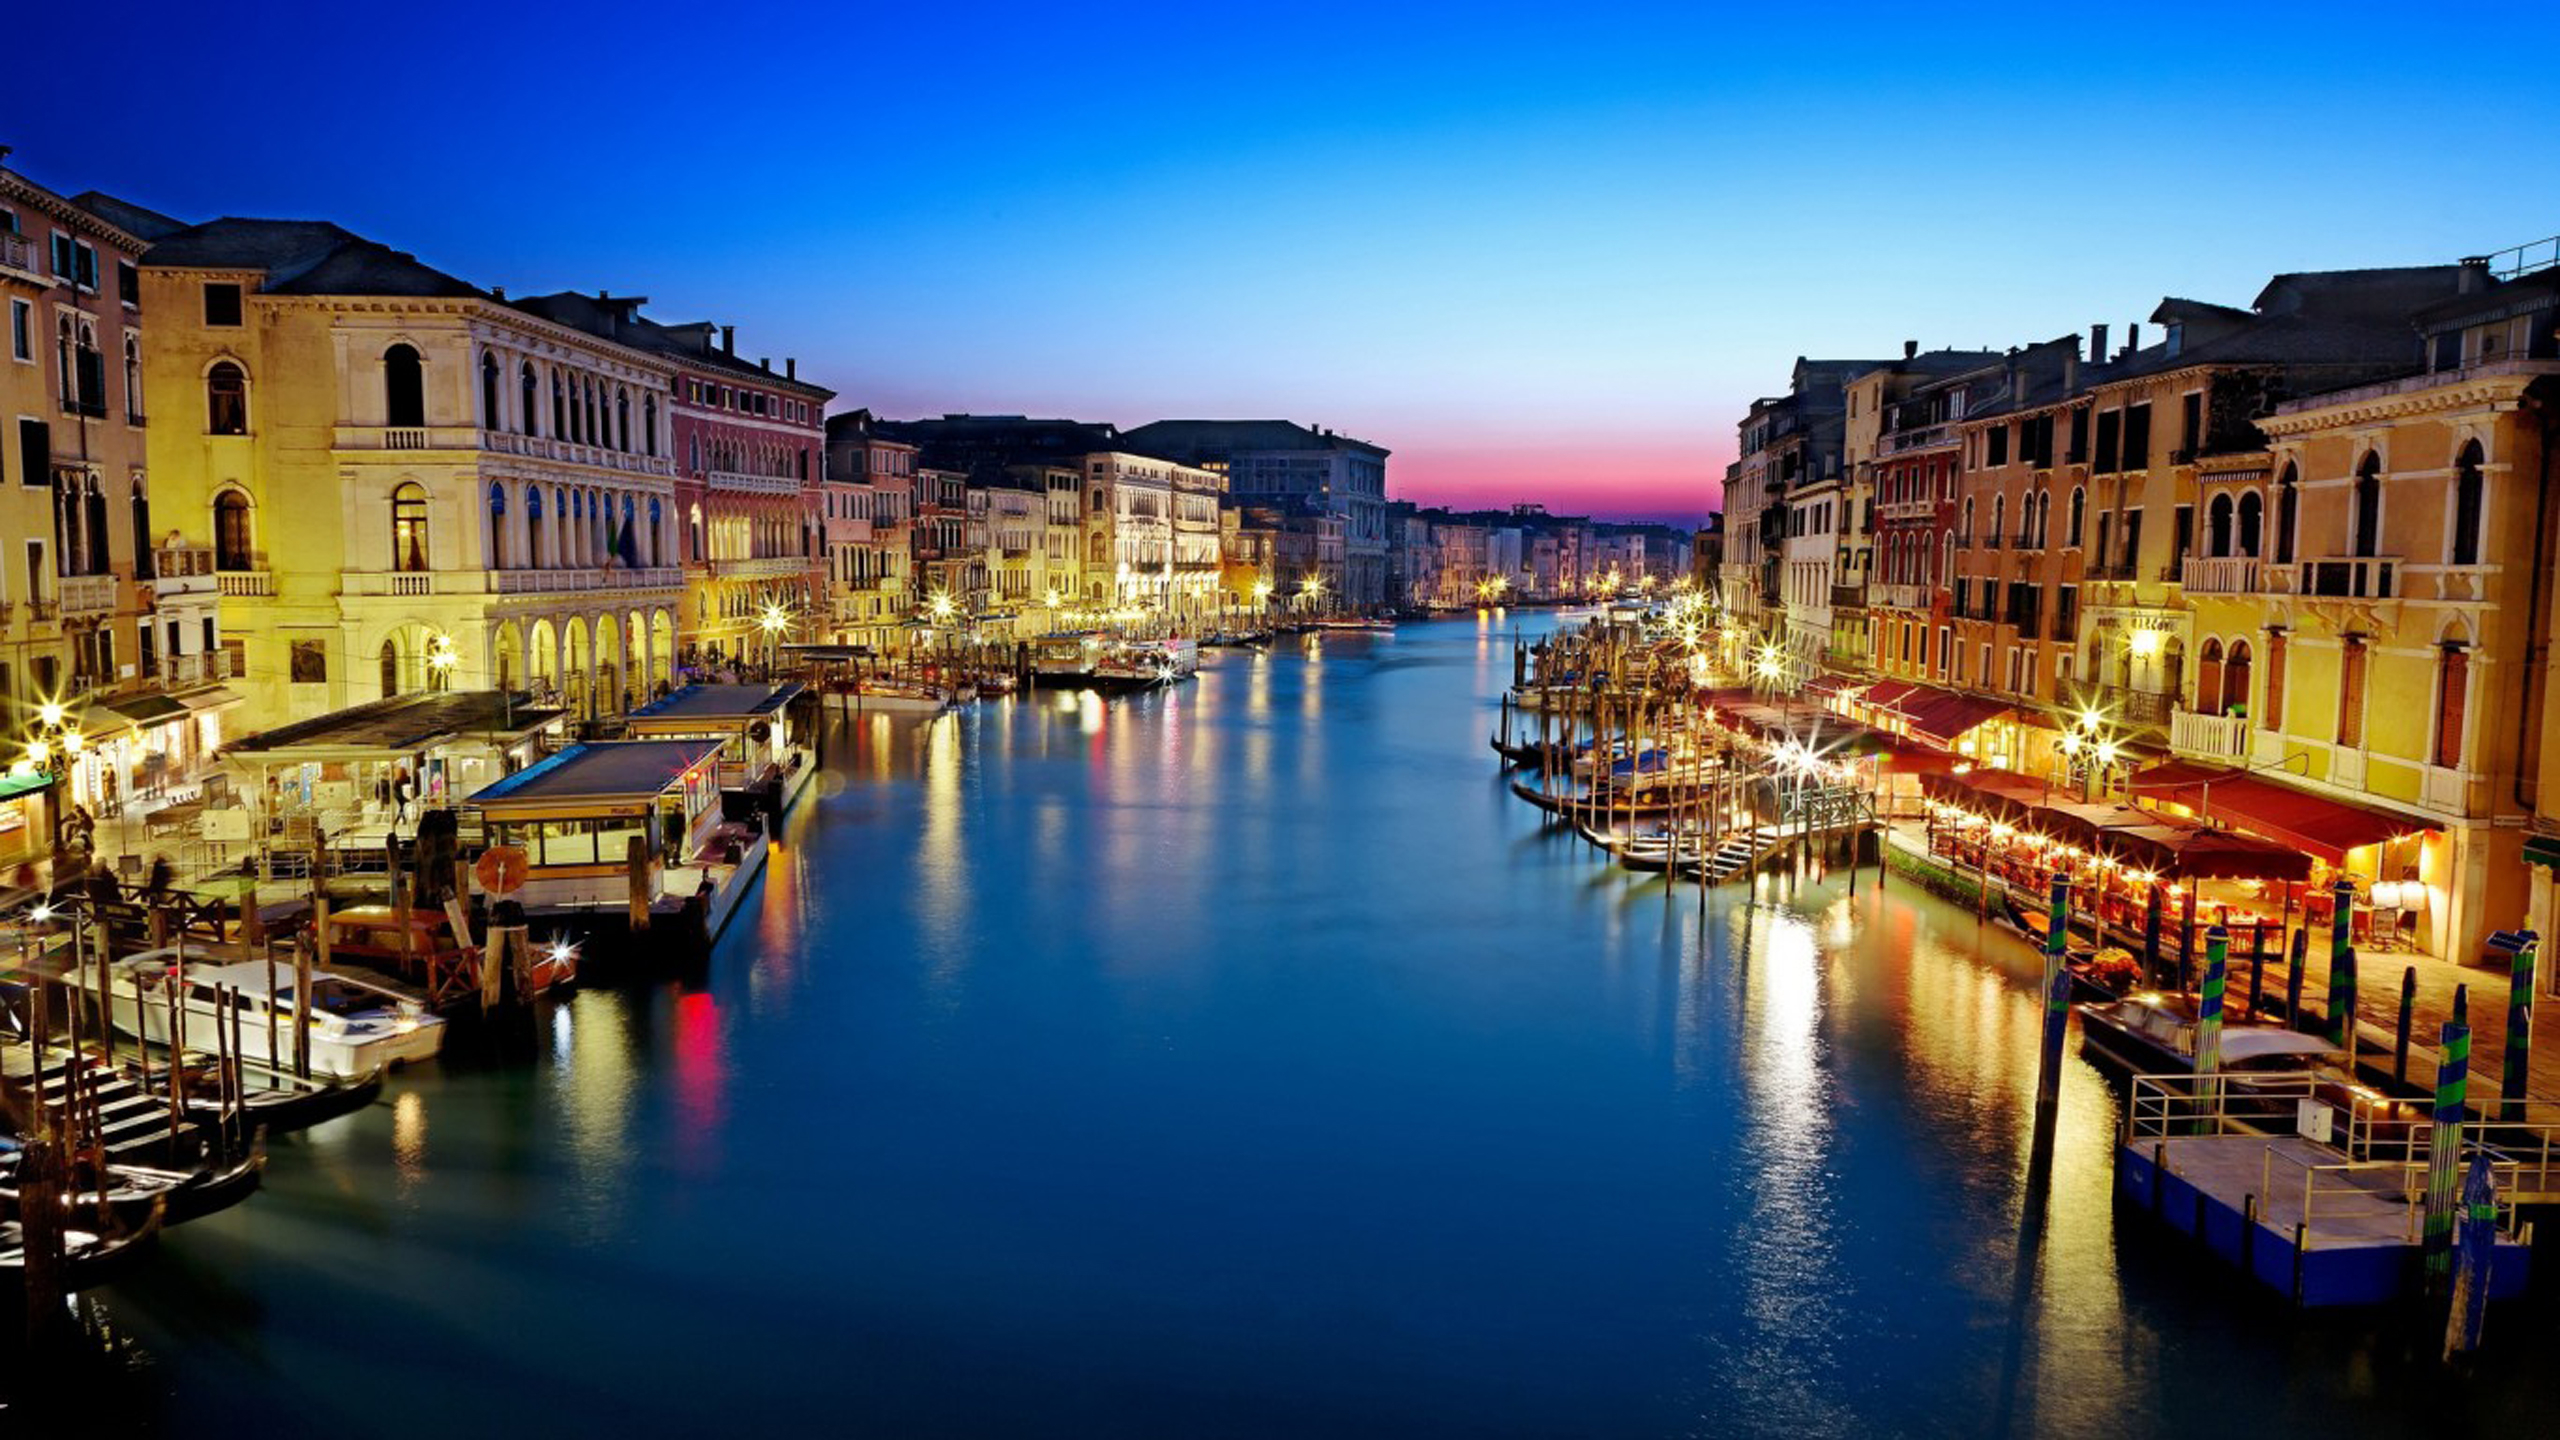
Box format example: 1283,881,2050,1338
1876,423,1955,457
59,573,117,615
2099,685,2173,727
471,429,676,479
2170,708,2251,762
1870,582,1927,611
491,565,683,596
2294,555,2399,600
2180,555,2262,595
710,556,811,581
1829,583,1864,610
216,569,274,598
161,650,235,685
706,468,800,497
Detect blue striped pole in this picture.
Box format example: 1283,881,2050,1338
2194,925,2229,1080
2043,869,2070,997
2444,1153,2498,1358
2423,1021,2470,1288
2328,878,2357,1064
2504,936,2537,1123
2034,874,2074,1134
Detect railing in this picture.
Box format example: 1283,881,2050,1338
478,429,676,478
2293,555,2399,600
162,650,235,684
1829,584,1863,609
2170,708,2250,761
216,569,273,597
384,427,430,450
2101,684,2172,726
58,573,118,615
2181,555,2262,594
705,468,800,496
709,556,810,580
492,565,684,594
25,598,56,622
1868,582,1926,611
1876,423,1954,456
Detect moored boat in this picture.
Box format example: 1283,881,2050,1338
2075,990,2342,1078
75,952,445,1080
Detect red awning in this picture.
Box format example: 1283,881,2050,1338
2128,762,2438,866
1862,680,1922,710
1902,691,2011,746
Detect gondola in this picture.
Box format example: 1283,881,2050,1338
0,1147,261,1229
0,1205,162,1291
1508,780,1685,820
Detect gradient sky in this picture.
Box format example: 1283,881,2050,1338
18,1,2560,523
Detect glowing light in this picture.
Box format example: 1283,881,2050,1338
62,730,82,756
25,740,47,766
36,703,62,729
2126,629,2164,659
29,903,52,923
925,592,956,624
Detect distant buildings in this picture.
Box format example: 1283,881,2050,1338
1118,420,1391,608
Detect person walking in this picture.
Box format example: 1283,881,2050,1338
393,769,415,827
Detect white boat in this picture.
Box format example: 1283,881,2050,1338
843,679,961,713
76,950,445,1079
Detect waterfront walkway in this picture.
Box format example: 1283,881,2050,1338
1883,823,2560,1125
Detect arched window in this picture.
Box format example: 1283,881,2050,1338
2223,639,2252,719
2065,486,2084,549
383,343,425,428
520,361,539,436
2274,464,2298,565
380,639,401,699
1991,494,2006,544
2451,440,2484,565
527,486,546,566
688,503,703,561
2206,493,2233,557
391,482,430,571
2198,639,2224,716
56,317,72,401
1961,497,1975,543
648,496,663,565
487,482,508,568
552,372,567,439
643,395,658,456
123,336,142,421
481,352,502,430
616,389,631,452
2352,452,2382,558
2236,491,2263,557
214,491,252,570
2034,491,2051,547
584,377,599,444
206,361,248,435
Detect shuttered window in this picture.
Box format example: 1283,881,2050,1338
2434,646,2468,770
2337,638,2366,748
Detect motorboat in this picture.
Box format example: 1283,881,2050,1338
2075,990,2342,1079
76,951,445,1079
841,678,962,713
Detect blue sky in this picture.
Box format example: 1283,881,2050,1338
24,1,2560,520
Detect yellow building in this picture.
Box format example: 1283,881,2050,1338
137,219,685,732
2166,258,2555,963
0,164,231,844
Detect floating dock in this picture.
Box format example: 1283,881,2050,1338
2117,1074,2538,1306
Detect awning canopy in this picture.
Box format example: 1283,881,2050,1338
2128,762,2438,866
1924,768,2312,881
1900,690,2011,747
1862,680,1923,710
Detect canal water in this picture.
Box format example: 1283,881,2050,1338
51,616,2559,1436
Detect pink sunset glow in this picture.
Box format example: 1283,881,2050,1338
1387,440,1726,525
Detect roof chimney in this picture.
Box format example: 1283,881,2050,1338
1903,339,1918,361
490,285,506,300
721,325,735,355
2062,341,2079,395
759,357,770,371
2459,256,2491,294
2090,323,2108,363
785,358,797,380
2124,323,2140,357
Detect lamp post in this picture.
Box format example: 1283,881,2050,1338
758,601,795,677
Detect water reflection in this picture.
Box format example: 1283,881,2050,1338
66,616,2558,1439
